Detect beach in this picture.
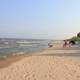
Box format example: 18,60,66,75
1,0,80,79
0,46,80,80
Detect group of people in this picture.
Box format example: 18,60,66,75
63,40,75,48
48,40,75,48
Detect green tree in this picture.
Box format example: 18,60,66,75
77,32,80,37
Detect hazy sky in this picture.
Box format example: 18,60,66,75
0,0,80,39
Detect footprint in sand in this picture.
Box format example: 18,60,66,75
76,75,80,78
24,72,30,78
78,65,80,68
32,74,36,80
27,77,30,80
45,73,55,80
49,74,55,79
24,73,36,80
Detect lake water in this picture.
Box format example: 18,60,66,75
0,38,50,56
0,38,80,57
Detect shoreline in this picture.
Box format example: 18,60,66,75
0,48,47,68
0,46,80,69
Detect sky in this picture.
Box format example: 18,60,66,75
0,0,80,39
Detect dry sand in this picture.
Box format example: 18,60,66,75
0,47,80,80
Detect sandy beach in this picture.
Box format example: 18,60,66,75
0,47,80,80
1,0,80,79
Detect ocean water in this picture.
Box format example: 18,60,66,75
0,38,50,56
0,38,80,57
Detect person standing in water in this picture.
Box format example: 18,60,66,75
63,41,68,48
48,42,53,48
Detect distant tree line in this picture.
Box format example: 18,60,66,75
69,32,80,41
77,32,80,37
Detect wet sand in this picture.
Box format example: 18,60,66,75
0,47,80,80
